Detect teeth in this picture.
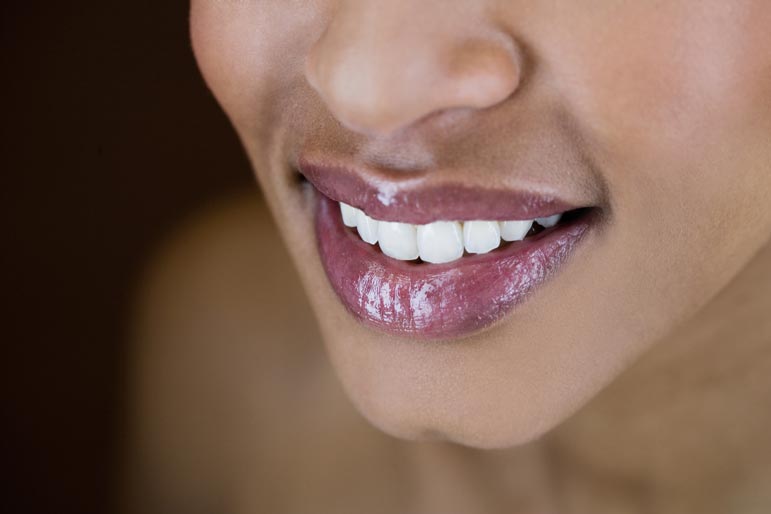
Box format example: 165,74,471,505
340,202,360,228
356,210,380,245
463,221,501,254
338,202,564,263
378,221,419,260
535,213,562,228
417,221,464,264
499,220,533,242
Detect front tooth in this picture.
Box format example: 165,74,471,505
340,202,360,228
417,221,464,264
378,221,419,260
535,213,562,228
499,220,533,241
463,221,501,254
356,211,379,244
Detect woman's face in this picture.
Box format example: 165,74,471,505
191,0,771,448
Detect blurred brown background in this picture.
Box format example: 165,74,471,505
2,2,254,513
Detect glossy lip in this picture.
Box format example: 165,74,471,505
313,191,597,340
297,156,581,224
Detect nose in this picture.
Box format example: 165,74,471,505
305,0,523,136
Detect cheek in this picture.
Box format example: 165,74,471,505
531,2,771,339
562,1,771,267
190,3,259,133
189,1,323,131
563,2,771,149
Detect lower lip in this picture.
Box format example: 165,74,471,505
314,193,596,340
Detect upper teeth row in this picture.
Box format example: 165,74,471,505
339,202,562,264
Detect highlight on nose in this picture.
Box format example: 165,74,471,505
304,17,523,136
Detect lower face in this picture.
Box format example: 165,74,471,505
191,1,771,447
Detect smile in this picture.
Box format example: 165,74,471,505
299,158,600,340
338,200,565,263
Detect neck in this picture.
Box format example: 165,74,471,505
544,239,771,510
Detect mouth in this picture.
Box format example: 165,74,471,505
298,158,602,340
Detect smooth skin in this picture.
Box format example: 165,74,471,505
125,1,771,512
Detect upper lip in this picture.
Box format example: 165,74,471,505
297,155,598,224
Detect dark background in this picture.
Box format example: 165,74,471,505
2,2,254,513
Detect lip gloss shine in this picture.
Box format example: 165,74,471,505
315,194,594,339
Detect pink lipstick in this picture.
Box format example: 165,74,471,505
299,159,578,224
300,159,599,340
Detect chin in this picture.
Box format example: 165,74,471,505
312,316,608,450
341,367,571,450
374,408,559,450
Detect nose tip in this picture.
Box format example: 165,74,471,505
305,18,523,136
